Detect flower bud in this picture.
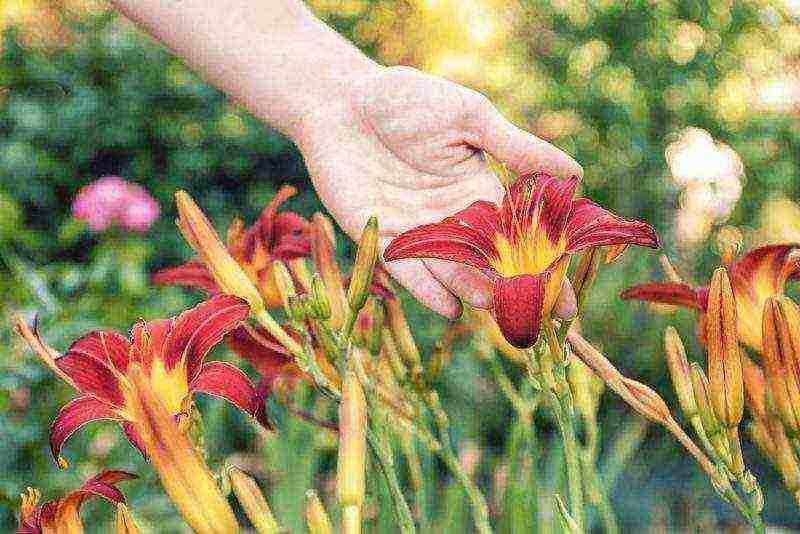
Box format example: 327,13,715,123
553,278,578,320
767,414,800,492
621,377,671,424
175,191,265,313
762,296,800,439
663,327,697,418
288,294,309,322
227,466,280,534
305,490,333,534
116,504,141,534
272,260,297,312
348,216,379,313
568,359,600,423
690,363,731,463
310,274,332,320
706,267,744,429
355,296,384,357
385,298,422,369
605,244,628,264
337,363,367,533
570,247,601,312
311,213,348,329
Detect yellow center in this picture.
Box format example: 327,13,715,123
148,356,190,416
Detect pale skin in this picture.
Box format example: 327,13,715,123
110,0,582,318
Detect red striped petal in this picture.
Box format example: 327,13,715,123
66,331,131,374
620,282,705,310
564,198,660,252
444,200,502,238
271,212,313,260
151,260,221,294
383,222,497,272
535,174,581,244
130,318,171,371
730,244,800,300
162,295,250,378
50,396,122,465
500,172,539,236
56,338,126,406
226,325,294,388
56,470,137,519
189,361,272,429
121,422,148,459
491,273,548,349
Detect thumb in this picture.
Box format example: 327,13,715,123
467,97,583,179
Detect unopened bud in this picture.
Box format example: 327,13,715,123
175,191,264,313
741,356,767,421
568,359,598,423
570,247,601,311
385,298,422,369
553,494,580,533
762,296,800,438
272,260,296,312
554,278,578,320
355,296,384,356
690,363,731,463
664,327,697,418
347,216,379,313
287,294,309,322
767,414,800,492
716,226,743,266
311,213,347,329
622,377,671,424
706,267,744,428
227,466,280,534
305,490,333,534
115,504,140,534
310,274,332,320
337,365,367,510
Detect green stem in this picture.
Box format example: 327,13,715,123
426,394,493,534
367,429,416,534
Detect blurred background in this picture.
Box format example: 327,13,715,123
2,0,800,531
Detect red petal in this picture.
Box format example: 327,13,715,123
444,200,502,238
491,273,548,349
383,222,497,272
66,330,131,374
620,282,705,310
50,396,122,465
57,336,126,406
564,198,660,252
227,326,293,383
534,174,581,244
121,422,148,459
253,185,298,249
729,244,800,299
271,212,313,259
500,172,539,236
162,295,250,378
151,260,221,294
58,469,137,518
190,361,272,429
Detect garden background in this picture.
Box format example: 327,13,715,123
2,0,800,531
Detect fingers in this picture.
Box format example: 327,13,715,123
381,254,463,319
467,96,583,179
423,259,492,309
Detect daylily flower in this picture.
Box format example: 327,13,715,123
16,295,268,534
384,172,659,348
153,185,312,308
621,244,800,352
72,176,160,233
17,470,136,534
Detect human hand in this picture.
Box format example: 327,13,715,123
298,66,582,318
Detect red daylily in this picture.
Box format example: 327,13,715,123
18,470,136,534
18,295,269,466
621,244,800,352
384,172,660,348
153,185,312,308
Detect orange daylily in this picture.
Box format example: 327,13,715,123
153,185,312,308
17,470,136,534
622,244,800,352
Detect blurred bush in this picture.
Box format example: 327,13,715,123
2,0,800,531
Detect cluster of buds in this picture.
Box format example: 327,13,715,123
662,267,762,511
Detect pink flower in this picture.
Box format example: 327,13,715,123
72,176,160,232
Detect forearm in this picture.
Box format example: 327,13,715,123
110,0,378,139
